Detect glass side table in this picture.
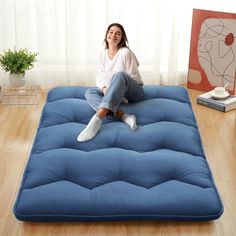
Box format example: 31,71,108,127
0,79,39,105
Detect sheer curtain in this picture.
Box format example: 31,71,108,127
0,0,236,88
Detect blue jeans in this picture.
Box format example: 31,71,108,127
85,72,144,116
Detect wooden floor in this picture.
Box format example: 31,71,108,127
0,87,235,236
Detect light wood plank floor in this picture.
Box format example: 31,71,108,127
0,87,235,236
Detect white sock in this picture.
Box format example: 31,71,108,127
121,114,137,131
77,114,102,142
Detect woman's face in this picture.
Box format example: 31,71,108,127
106,26,122,47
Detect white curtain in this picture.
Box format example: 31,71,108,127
0,0,236,88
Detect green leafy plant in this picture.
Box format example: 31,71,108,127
0,48,38,76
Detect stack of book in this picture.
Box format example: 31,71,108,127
197,91,236,112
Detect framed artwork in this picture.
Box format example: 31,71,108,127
187,9,236,94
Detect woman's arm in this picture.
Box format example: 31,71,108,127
125,49,143,85
96,52,106,90
95,51,114,90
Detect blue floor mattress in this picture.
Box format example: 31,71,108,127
13,85,223,221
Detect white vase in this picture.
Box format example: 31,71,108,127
9,73,27,87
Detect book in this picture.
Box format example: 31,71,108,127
197,91,236,112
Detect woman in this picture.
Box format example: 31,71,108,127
77,23,144,142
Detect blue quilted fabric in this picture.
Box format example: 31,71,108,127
13,85,223,221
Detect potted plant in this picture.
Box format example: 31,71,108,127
0,48,38,87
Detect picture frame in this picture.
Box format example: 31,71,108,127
187,9,236,94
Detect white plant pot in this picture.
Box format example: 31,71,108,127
9,73,27,87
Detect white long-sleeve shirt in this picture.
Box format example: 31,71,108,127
96,47,144,90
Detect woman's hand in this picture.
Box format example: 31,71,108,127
102,86,108,95
122,97,128,104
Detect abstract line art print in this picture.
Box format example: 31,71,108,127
187,9,236,94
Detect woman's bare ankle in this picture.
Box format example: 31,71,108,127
97,108,109,119
116,110,124,119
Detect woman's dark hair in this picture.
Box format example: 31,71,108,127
104,23,129,49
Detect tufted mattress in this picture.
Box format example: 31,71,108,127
13,85,223,221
